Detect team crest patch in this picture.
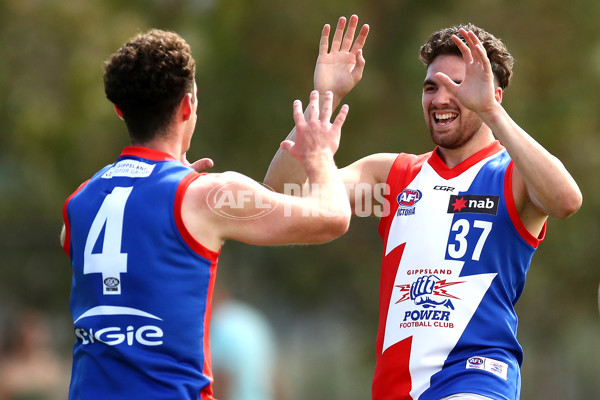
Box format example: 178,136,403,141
394,274,464,329
397,189,422,216
447,195,499,215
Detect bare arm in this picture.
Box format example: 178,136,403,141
183,91,352,251
264,15,369,192
437,29,582,234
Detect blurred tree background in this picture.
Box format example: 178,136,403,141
0,0,598,398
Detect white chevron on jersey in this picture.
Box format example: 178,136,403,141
382,154,501,399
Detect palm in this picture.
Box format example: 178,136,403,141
313,16,369,103
314,52,362,99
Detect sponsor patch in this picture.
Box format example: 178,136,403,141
466,356,508,380
447,195,499,215
102,160,156,179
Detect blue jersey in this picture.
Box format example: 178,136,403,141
374,141,546,400
62,147,220,400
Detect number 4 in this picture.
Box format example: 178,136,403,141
84,186,133,295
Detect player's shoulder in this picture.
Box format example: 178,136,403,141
359,152,430,168
184,171,261,203
187,171,256,190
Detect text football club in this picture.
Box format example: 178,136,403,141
394,274,464,329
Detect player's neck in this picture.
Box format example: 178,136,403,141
437,129,495,169
131,128,185,161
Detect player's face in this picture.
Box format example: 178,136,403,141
421,55,483,150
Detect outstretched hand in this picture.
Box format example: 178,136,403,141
314,15,369,106
281,91,349,163
435,28,500,115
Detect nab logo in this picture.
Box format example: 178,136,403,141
397,189,422,207
447,194,499,215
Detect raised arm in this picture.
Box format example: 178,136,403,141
264,15,369,192
183,91,352,251
436,29,582,234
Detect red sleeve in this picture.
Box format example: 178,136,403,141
504,161,546,248
62,180,90,257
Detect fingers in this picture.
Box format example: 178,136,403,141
293,90,339,128
435,72,458,92
454,29,491,73
340,15,358,52
352,49,366,81
451,34,473,63
331,104,349,131
319,24,331,55
305,90,320,122
331,16,346,52
292,99,305,128
190,158,214,172
280,139,294,153
351,23,370,53
327,15,368,54
319,91,333,122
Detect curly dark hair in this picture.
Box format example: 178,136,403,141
104,29,196,143
419,24,513,90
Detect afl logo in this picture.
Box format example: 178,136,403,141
468,357,484,366
104,277,120,287
397,189,422,208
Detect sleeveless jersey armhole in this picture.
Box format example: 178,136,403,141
174,172,221,261
378,153,430,239
62,180,90,257
504,161,546,248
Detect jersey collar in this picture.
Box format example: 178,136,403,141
119,146,177,161
428,140,504,180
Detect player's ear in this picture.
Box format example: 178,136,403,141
495,87,503,104
179,93,194,122
113,105,124,120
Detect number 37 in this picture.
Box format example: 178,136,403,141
447,219,492,261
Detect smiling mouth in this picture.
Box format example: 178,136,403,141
434,112,458,125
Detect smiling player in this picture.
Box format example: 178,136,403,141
264,17,582,400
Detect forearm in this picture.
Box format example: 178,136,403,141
264,126,308,192
303,151,351,228
482,105,582,218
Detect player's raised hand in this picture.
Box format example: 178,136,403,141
281,90,349,163
435,28,500,115
314,15,369,106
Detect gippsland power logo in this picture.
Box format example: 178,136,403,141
394,274,464,329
